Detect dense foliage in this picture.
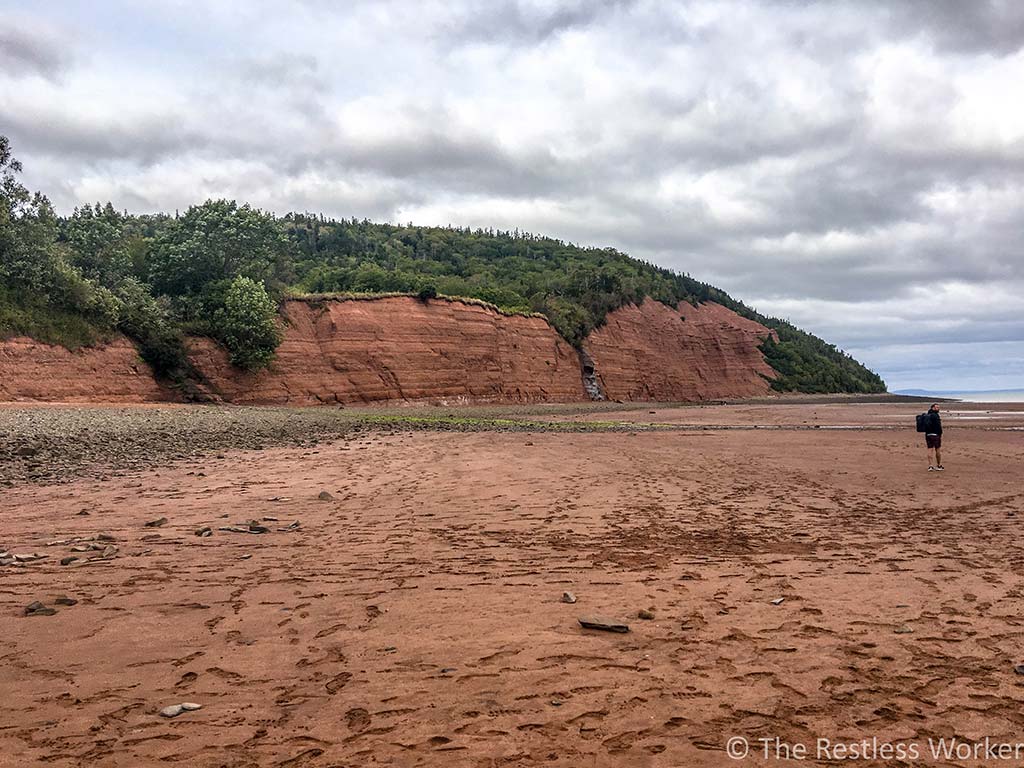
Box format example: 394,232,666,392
0,137,884,393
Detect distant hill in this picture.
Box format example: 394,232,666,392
1,135,885,395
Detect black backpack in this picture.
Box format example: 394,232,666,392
915,413,928,432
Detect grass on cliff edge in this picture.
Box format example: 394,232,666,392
0,287,113,350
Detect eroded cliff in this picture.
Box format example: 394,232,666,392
188,297,586,404
584,299,778,401
0,336,173,403
1,297,783,404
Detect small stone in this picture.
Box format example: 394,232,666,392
1014,664,1024,675
54,596,78,606
561,591,577,604
96,533,116,542
317,491,334,501
24,601,56,616
77,509,90,516
238,554,252,560
578,616,630,633
179,702,202,711
638,609,656,620
770,597,785,606
145,517,168,528
195,526,212,537
894,624,914,634
160,704,184,718
61,556,79,566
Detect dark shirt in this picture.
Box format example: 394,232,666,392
924,411,942,435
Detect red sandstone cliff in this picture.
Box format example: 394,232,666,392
0,336,173,403
188,297,586,405
584,299,778,401
1,297,781,405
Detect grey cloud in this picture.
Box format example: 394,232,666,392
439,0,637,44
0,22,70,78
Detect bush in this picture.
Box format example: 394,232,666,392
114,278,186,376
212,275,281,370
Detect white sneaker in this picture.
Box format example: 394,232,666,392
928,466,935,471
936,466,944,471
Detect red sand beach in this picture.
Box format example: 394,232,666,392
2,401,1023,767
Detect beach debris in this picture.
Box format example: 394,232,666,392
219,520,269,534
578,616,630,633
13,552,47,563
561,591,577,604
262,516,279,522
638,608,656,620
318,491,334,501
770,597,786,606
160,701,202,718
195,526,212,537
145,517,168,528
24,601,56,617
53,595,78,606
894,624,914,634
278,521,300,532
268,496,291,502
239,554,252,560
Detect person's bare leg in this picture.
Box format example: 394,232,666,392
935,446,942,467
928,447,936,467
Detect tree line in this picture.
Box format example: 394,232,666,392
0,137,885,393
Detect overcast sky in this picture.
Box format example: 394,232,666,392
2,0,1023,391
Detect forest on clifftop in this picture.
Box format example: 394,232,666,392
0,137,885,394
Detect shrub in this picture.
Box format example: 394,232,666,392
212,275,281,370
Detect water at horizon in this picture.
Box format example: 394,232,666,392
940,390,1024,403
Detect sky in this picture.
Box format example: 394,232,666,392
2,0,1023,391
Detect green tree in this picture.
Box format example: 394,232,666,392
213,275,281,370
0,135,62,297
149,200,286,296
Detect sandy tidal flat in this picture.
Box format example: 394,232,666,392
2,402,1023,767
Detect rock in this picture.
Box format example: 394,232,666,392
96,533,116,542
180,702,202,711
60,556,79,565
247,522,270,534
145,517,168,528
195,526,212,537
54,596,78,606
561,591,577,604
578,616,630,633
317,491,334,501
279,521,300,532
14,444,38,457
1014,664,1024,675
638,608,656,620
770,597,785,605
24,601,56,616
239,554,252,560
160,704,184,718
894,624,914,634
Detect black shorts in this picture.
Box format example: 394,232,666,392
926,434,942,449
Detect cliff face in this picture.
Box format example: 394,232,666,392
188,297,587,405
1,297,781,405
0,336,173,403
584,299,778,401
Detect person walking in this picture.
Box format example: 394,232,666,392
923,403,943,472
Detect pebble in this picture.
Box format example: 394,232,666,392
770,597,785,605
195,526,212,537
318,491,334,501
60,556,78,565
561,591,577,604
638,609,656,620
894,624,914,634
54,596,78,606
145,517,168,528
24,601,56,616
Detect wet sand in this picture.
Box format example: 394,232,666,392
2,402,1024,767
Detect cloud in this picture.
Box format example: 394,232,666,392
2,0,1023,389
0,21,71,78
